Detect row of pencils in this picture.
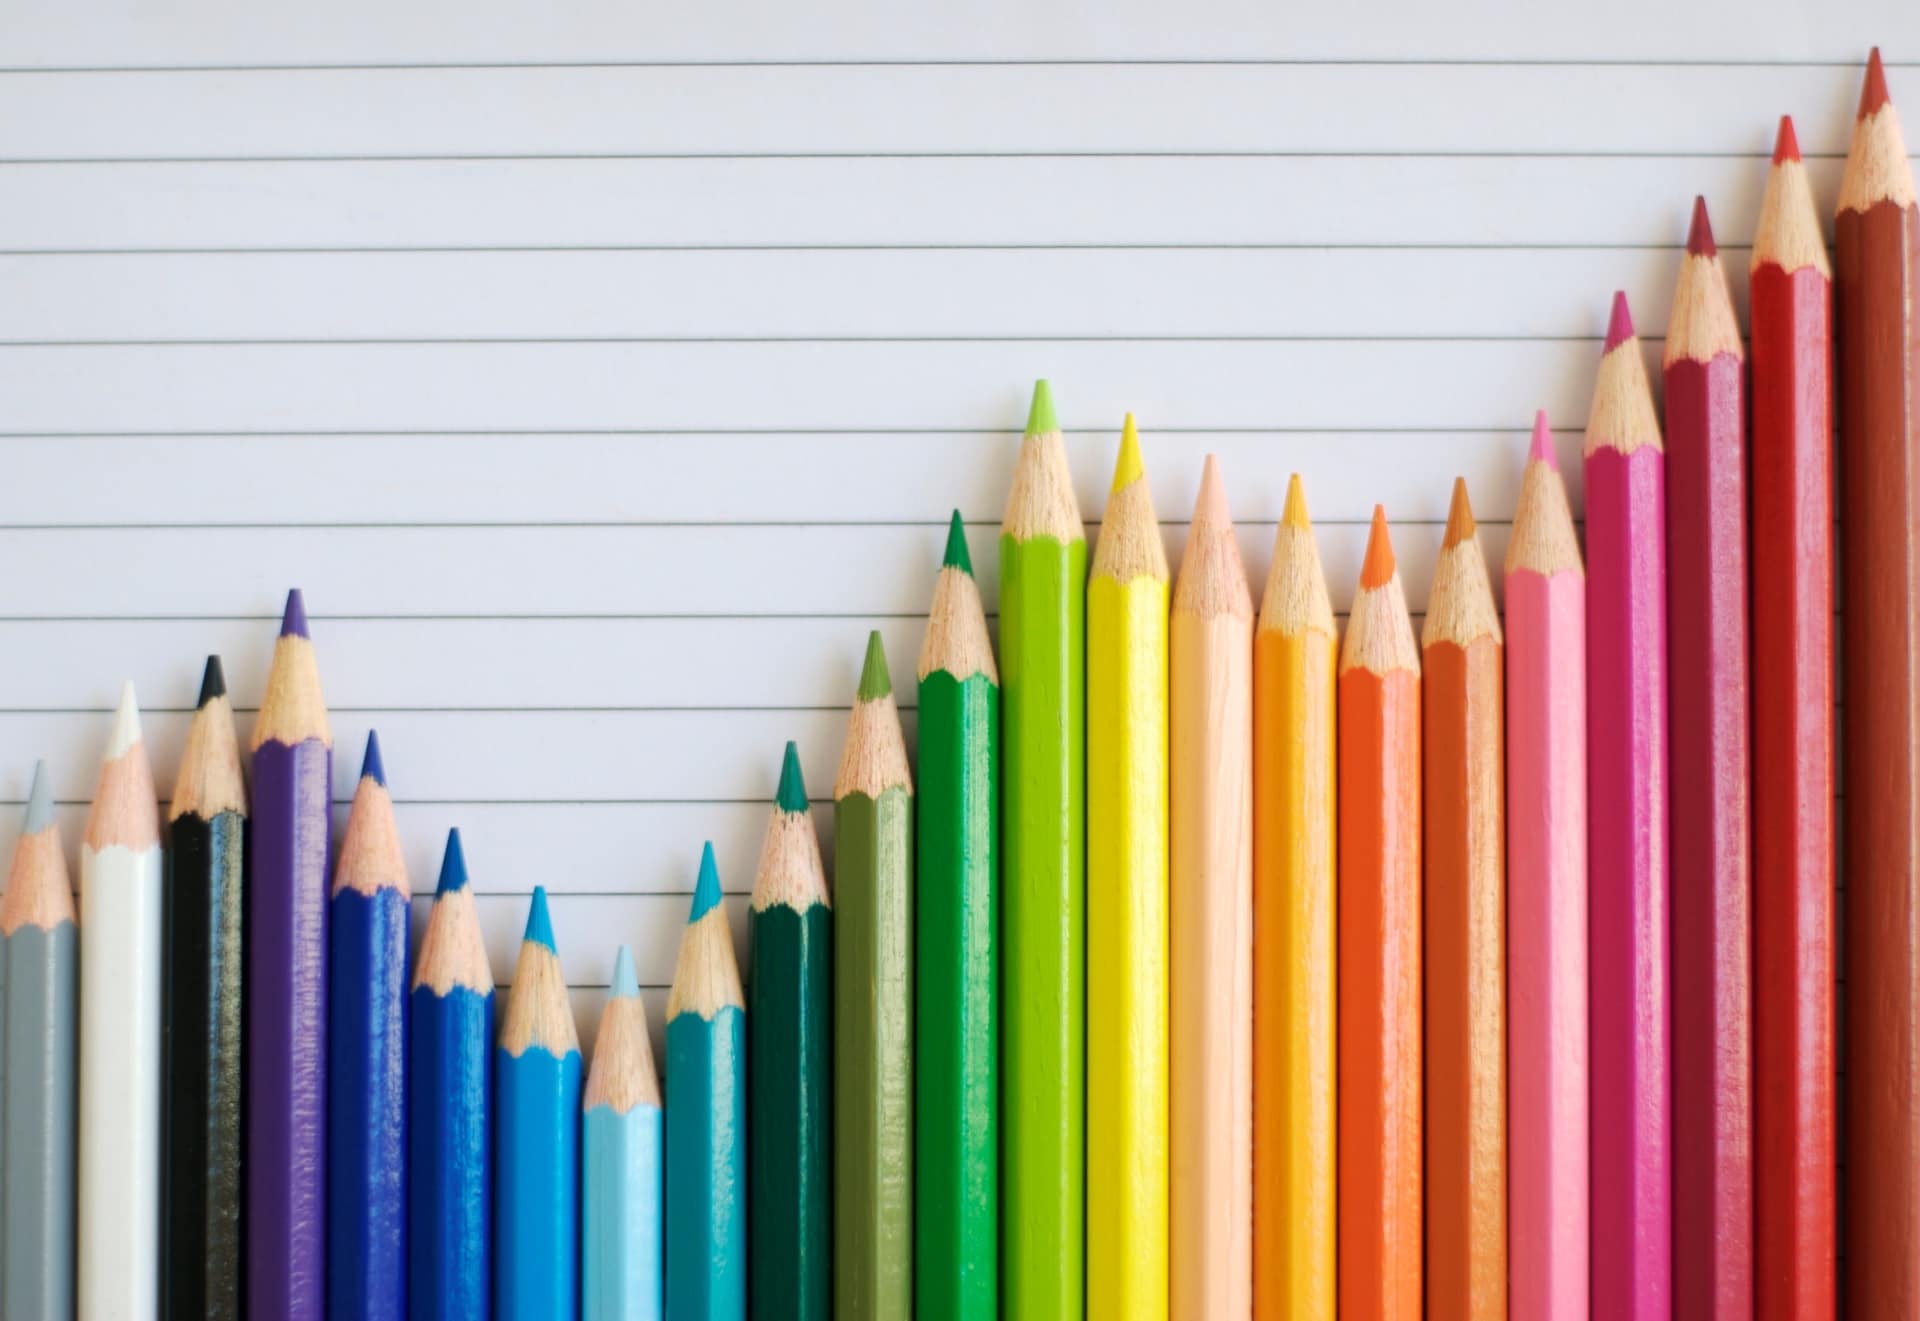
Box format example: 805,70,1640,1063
0,44,1914,1321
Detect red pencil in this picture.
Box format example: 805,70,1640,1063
1664,195,1751,1320
1749,115,1834,1321
1838,49,1920,1315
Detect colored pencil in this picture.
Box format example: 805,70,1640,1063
749,741,832,1321
163,657,247,1320
998,378,1087,1318
1750,114,1835,1321
3,761,76,1321
329,730,411,1321
1336,508,1422,1321
584,946,663,1321
1169,455,1254,1321
1665,195,1752,1319
1586,291,1671,1319
835,630,915,1319
1504,413,1589,1319
79,682,164,1317
915,512,1000,1321
1839,49,1920,1315
1421,478,1506,1318
1251,473,1337,1318
665,843,747,1321
248,587,334,1319
1086,418,1168,1321
409,828,494,1321
496,885,582,1320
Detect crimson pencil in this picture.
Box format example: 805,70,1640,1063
1838,49,1920,1315
1585,291,1670,1320
1749,115,1835,1321
1664,196,1751,1320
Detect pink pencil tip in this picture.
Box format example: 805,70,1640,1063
1861,48,1892,119
1772,115,1801,164
1686,196,1717,257
1603,291,1636,352
1193,453,1230,524
1528,411,1559,468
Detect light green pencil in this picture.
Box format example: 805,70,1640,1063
998,379,1087,1315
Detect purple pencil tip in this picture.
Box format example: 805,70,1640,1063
279,588,310,639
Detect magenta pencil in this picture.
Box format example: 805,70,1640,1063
1504,411,1588,1318
1585,291,1671,1320
1664,198,1752,1319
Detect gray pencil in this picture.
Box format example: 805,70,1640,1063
2,761,78,1320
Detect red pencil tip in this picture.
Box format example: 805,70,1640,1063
1772,114,1802,164
1686,196,1717,257
1860,47,1892,119
1603,291,1636,352
1528,410,1559,468
1360,506,1396,589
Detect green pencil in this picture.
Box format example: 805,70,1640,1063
749,741,833,1321
834,631,915,1319
914,512,1001,1321
999,379,1088,1316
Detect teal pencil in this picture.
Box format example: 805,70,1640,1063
2,762,77,1321
583,947,663,1321
666,844,746,1321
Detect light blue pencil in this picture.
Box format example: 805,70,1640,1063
583,947,662,1321
495,887,582,1320
666,844,746,1321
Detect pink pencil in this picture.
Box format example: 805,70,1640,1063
1585,291,1671,1319
1664,198,1752,1319
1505,411,1589,1319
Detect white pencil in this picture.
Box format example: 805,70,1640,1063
79,681,164,1318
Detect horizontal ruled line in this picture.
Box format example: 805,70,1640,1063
0,57,1912,73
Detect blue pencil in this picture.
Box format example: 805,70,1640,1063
666,843,747,1321
328,731,410,1320
583,947,663,1321
409,829,494,1321
496,886,582,1320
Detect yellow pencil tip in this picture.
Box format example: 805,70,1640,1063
1111,414,1145,493
1282,473,1311,529
1443,477,1477,547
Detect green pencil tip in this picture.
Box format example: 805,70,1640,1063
942,510,974,575
776,741,809,813
1025,378,1057,436
857,630,892,700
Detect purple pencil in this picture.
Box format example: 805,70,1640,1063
248,589,335,1318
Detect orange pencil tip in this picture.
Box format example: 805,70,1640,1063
1686,196,1717,257
1360,505,1396,588
1193,453,1230,524
1282,472,1311,529
1772,114,1801,164
1861,47,1892,119
1528,410,1559,468
1443,477,1476,547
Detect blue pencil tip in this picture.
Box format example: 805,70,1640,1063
524,885,556,950
611,945,639,998
360,729,387,787
689,843,723,922
279,588,310,639
23,759,53,833
436,828,470,894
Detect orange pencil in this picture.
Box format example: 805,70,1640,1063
1422,480,1506,1318
1337,507,1423,1321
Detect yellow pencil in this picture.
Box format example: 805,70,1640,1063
1087,414,1171,1320
1252,474,1339,1317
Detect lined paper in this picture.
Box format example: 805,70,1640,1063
0,0,1908,1062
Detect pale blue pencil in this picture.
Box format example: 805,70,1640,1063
583,947,663,1321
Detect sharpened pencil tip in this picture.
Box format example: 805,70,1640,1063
1111,414,1145,492
1861,47,1892,119
1604,291,1636,352
857,630,892,701
689,842,723,922
279,588,310,639
610,945,639,999
1360,506,1397,589
1686,195,1718,256
775,740,809,813
1444,477,1477,547
523,885,556,951
106,681,143,760
1773,114,1802,164
197,655,227,707
23,760,53,834
436,828,470,895
1025,379,1057,436
1193,454,1230,525
1529,411,1559,468
942,510,974,575
360,729,387,788
1282,473,1311,529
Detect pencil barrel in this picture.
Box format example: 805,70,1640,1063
665,1008,747,1321
495,1045,582,1319
4,922,77,1321
407,986,493,1321
583,1103,663,1321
